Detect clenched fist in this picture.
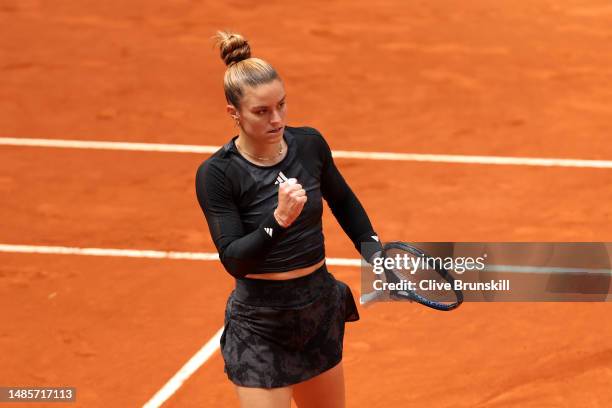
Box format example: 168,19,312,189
274,178,307,228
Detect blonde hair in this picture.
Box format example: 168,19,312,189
213,31,280,109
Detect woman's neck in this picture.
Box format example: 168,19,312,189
236,132,285,165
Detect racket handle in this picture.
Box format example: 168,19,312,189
359,290,383,307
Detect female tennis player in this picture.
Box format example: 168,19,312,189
195,31,383,408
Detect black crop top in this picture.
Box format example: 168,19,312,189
195,126,382,278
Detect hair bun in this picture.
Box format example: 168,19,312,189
215,31,251,66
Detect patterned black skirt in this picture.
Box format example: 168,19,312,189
220,263,359,388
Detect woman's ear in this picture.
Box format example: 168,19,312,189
226,104,239,119
227,105,241,127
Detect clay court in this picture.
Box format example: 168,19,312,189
2,0,612,406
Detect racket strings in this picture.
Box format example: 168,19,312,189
384,247,460,305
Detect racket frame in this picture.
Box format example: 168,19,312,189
381,241,464,311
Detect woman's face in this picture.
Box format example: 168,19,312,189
229,79,287,145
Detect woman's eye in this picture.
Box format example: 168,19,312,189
256,110,266,115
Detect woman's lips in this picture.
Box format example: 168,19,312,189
268,126,283,133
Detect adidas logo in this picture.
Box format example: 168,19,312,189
372,235,379,242
274,171,289,185
264,227,273,237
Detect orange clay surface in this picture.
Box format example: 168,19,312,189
2,1,612,407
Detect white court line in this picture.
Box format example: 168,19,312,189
4,243,611,274
0,244,219,260
2,136,612,168
142,327,224,408
0,137,219,154
0,244,361,266
484,265,612,274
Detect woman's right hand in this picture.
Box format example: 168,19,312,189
274,178,307,228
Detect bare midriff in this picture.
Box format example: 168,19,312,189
243,259,325,280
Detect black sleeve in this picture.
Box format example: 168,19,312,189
195,159,287,278
316,131,383,263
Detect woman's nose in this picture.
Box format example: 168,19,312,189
270,108,282,125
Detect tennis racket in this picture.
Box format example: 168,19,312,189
361,241,464,311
